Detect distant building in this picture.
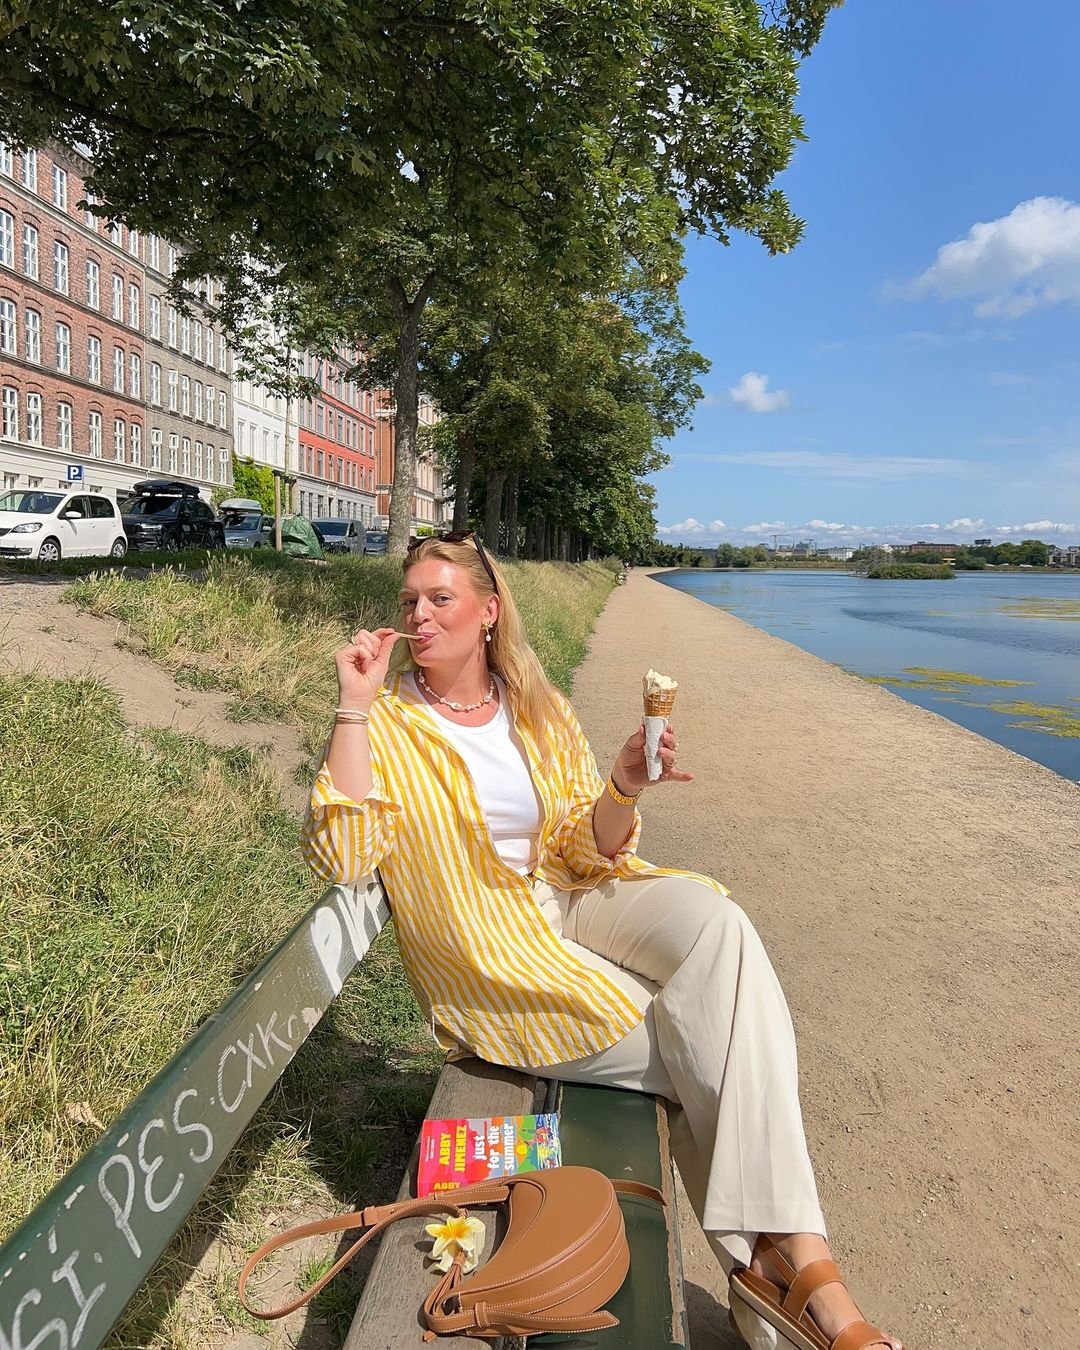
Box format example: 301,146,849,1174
375,392,450,532
894,541,961,558
818,546,855,561
294,347,378,522
974,537,992,548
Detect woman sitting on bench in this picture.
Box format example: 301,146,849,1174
302,532,901,1350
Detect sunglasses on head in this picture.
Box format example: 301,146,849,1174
407,529,499,592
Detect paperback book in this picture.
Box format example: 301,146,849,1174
417,1112,561,1197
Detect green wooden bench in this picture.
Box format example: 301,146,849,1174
0,876,686,1348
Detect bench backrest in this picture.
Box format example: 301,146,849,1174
0,877,389,1350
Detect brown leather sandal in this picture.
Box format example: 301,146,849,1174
729,1235,893,1350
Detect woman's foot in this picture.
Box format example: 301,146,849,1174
750,1232,902,1350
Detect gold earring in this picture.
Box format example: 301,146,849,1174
483,621,493,643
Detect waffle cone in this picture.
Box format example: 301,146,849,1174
643,689,677,718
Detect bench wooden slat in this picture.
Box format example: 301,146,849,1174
534,1082,687,1349
344,1058,540,1349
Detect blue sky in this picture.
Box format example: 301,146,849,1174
655,1,1080,548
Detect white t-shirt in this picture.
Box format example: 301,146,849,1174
410,675,542,874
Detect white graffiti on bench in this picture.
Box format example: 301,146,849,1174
0,881,389,1350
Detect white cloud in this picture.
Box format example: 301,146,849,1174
910,196,1080,318
729,372,790,413
654,516,1080,547
993,520,1078,536
676,449,977,480
657,517,728,537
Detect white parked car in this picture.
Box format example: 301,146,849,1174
0,489,127,562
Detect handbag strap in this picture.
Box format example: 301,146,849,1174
238,1174,665,1323
238,1180,512,1319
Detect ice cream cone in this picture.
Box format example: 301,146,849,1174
643,687,678,719
642,670,678,780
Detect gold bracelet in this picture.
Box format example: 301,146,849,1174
605,774,641,806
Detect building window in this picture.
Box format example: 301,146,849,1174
113,345,124,393
206,444,216,484
84,190,97,229
180,374,190,415
180,315,190,354
87,335,101,384
167,368,178,411
218,391,226,426
55,322,71,373
24,309,40,363
219,445,229,480
0,142,10,177
317,449,324,478
147,235,160,270
194,440,203,479
130,352,141,398
108,220,121,245
86,258,100,308
127,228,139,258
193,320,202,362
149,294,161,339
181,437,190,476
2,385,17,439
21,148,36,191
52,165,68,209
168,431,178,473
114,418,126,461
167,245,177,276
193,381,202,421
218,339,227,373
149,361,161,405
0,209,13,267
112,273,123,320
21,223,38,279
205,328,214,367
167,305,177,347
150,427,162,469
25,392,41,444
129,283,140,329
57,401,72,453
0,299,15,353
316,403,324,434
88,410,102,457
206,385,216,425
53,241,69,294
130,422,142,465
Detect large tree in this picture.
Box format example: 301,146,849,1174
0,1,841,551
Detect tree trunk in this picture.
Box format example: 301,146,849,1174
452,428,475,531
505,470,520,558
387,273,436,556
483,466,506,552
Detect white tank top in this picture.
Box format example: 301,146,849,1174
411,676,543,874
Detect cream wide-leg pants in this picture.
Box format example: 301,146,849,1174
506,874,827,1350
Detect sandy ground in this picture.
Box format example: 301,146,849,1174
570,570,1080,1349
4,566,1077,1348
0,573,308,811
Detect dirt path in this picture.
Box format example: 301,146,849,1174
0,574,308,811
570,569,1080,1349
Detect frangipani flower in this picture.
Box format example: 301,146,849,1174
424,1213,486,1274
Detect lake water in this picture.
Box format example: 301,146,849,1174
657,569,1080,784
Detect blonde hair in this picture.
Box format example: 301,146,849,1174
389,535,564,743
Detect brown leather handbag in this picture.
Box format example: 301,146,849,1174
238,1164,664,1339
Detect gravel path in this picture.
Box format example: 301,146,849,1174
571,569,1080,1350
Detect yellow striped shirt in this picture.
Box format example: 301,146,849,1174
300,673,727,1068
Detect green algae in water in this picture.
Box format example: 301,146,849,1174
862,667,1033,692
998,597,1080,621
984,699,1080,739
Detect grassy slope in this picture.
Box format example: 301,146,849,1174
1,554,616,1347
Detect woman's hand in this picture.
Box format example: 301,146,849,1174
334,627,404,711
610,721,693,797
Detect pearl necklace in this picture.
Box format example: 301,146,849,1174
416,667,496,713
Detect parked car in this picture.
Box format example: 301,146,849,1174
220,497,274,550
363,529,389,556
0,488,127,562
121,480,225,552
312,518,366,556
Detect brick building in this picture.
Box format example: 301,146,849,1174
0,139,232,499
294,348,378,522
